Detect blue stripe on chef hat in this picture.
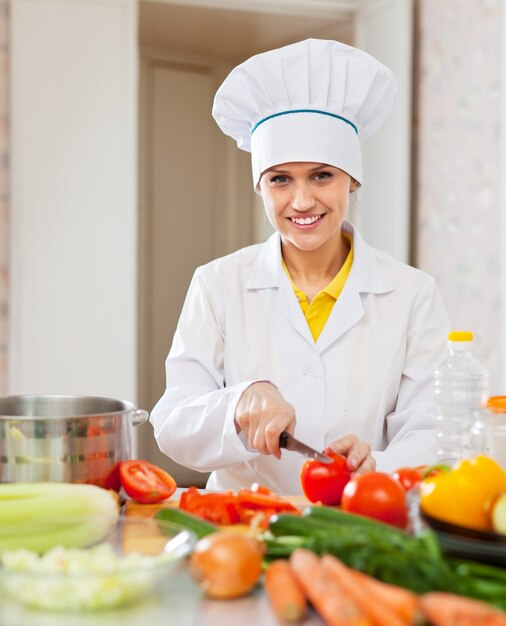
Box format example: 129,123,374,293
212,38,397,188
251,109,358,136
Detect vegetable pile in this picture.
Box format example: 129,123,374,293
300,456,414,528
174,507,506,624
145,456,506,624
263,506,506,611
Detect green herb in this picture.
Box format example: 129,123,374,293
263,507,506,609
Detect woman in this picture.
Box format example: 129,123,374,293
150,39,449,494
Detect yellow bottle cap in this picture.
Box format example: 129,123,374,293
448,331,474,342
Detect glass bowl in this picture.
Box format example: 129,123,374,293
0,514,195,612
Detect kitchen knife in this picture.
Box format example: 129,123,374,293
279,431,333,464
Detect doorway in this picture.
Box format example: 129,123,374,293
136,0,355,486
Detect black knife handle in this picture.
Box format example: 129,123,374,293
279,431,289,448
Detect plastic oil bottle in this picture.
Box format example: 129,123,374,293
434,331,489,465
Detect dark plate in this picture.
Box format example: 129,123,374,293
420,510,506,566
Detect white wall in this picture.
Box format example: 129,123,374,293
415,0,503,390
353,0,413,263
10,0,138,400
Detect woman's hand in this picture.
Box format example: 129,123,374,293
235,382,296,459
325,435,376,474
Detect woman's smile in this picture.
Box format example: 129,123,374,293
289,213,326,228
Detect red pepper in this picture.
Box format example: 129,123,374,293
236,489,298,511
178,486,299,526
179,487,240,525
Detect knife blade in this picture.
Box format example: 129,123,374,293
279,431,333,464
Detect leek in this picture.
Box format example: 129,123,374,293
0,482,119,553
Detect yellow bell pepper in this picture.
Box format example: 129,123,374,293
419,455,506,531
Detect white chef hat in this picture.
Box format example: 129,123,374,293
212,38,397,188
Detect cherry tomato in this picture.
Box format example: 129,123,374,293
300,452,351,505
119,460,177,504
392,467,423,491
249,483,272,495
341,471,408,528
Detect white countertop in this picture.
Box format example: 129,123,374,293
0,562,323,626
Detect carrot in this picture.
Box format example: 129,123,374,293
334,558,421,623
264,559,307,622
321,555,412,626
421,592,506,626
289,548,372,626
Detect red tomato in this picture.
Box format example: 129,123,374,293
102,461,122,492
392,467,423,491
119,460,177,504
300,452,351,505
341,471,408,528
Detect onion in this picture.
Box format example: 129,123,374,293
189,531,263,599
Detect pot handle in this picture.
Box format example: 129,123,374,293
131,408,149,427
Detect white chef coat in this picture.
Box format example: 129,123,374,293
150,221,450,494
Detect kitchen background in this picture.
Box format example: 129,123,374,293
0,0,503,486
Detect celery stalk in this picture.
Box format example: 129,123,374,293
0,483,119,553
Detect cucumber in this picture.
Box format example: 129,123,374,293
268,513,330,538
303,506,407,537
155,507,218,540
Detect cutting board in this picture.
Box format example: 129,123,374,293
123,490,310,554
123,493,309,553
122,498,182,554
125,498,179,518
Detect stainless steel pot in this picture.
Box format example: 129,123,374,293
0,395,148,486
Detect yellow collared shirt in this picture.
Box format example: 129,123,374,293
283,233,354,341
